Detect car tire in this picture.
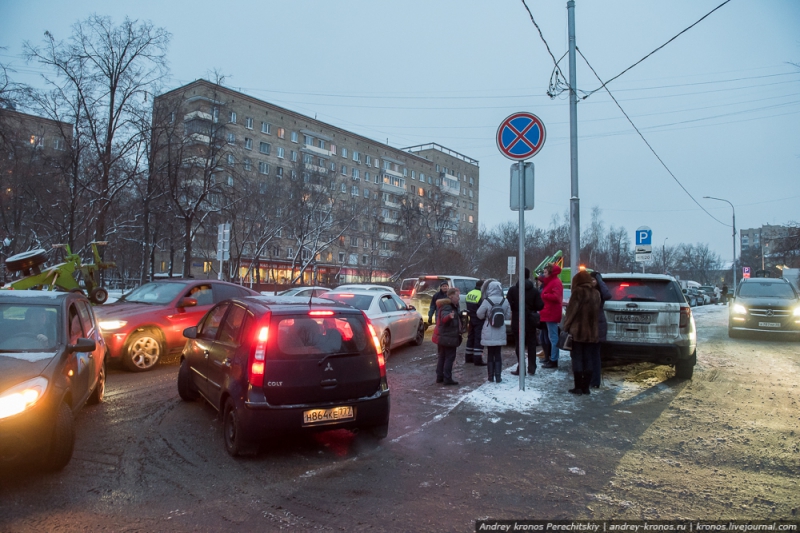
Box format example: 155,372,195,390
412,321,424,346
380,331,391,360
43,402,75,471
368,423,389,440
5,249,48,273
223,398,255,457
123,330,163,372
675,352,695,380
728,327,740,339
177,358,199,401
89,287,109,305
87,360,106,405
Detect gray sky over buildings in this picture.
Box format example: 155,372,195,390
1,0,798,265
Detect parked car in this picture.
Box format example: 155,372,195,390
601,274,697,379
325,290,425,359
330,284,397,294
683,287,700,307
177,295,390,456
698,285,720,304
95,280,259,372
728,277,800,338
0,290,106,470
269,286,329,298
409,275,479,324
398,278,417,300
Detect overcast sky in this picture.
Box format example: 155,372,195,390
1,0,798,265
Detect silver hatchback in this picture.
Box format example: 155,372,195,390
601,274,697,379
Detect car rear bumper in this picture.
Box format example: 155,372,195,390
240,389,390,438
601,340,695,364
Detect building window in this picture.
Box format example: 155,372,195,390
338,252,345,263
226,133,235,144
469,215,474,223
341,147,348,158
411,170,416,180
245,117,253,129
351,185,359,196
469,202,474,210
53,138,65,151
277,127,285,138
287,248,294,259
229,111,237,123
277,147,284,159
227,154,235,166
330,144,337,155
261,122,271,134
362,255,369,265
469,190,473,198
340,183,346,193
291,131,298,143
212,107,219,123
330,162,336,171
350,236,359,247
469,177,474,186
303,134,313,146
365,155,371,166
303,154,313,164
259,142,271,155
365,171,370,183
303,172,310,183
291,170,297,180
352,168,359,180
259,162,270,175
353,151,360,163
364,189,370,198
243,158,252,171
318,139,325,149
341,164,347,175
291,150,297,162
244,138,253,150
276,166,283,178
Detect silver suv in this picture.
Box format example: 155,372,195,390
601,274,697,379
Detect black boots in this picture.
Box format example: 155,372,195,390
568,371,593,395
474,358,487,366
487,361,495,382
495,364,502,383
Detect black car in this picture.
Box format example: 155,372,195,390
0,290,105,470
728,277,800,338
177,295,390,456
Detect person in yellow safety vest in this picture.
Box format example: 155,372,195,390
465,280,487,366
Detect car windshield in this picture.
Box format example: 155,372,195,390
605,279,684,303
325,293,374,311
121,282,187,304
0,304,60,352
738,282,796,299
415,279,446,294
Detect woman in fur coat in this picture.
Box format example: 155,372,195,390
562,270,601,395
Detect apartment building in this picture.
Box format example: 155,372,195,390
152,80,480,284
740,224,798,270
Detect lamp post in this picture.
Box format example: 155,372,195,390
662,237,669,274
704,196,736,291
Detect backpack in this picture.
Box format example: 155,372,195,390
485,298,506,328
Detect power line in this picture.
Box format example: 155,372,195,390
577,47,730,227
581,0,733,99
519,0,571,98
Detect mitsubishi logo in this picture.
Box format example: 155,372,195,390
766,309,774,317
324,362,334,372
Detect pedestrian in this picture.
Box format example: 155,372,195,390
431,287,464,385
465,280,487,366
588,271,612,388
506,267,544,376
721,284,729,305
427,281,450,325
562,270,601,395
476,279,511,383
538,263,564,369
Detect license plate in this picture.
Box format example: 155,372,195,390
614,314,651,324
303,406,354,426
758,322,781,328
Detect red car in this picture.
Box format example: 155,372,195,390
94,280,258,372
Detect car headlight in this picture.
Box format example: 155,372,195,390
794,306,800,317
0,376,48,420
99,320,127,331
732,304,747,315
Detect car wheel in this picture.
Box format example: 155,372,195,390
87,360,106,405
89,287,109,305
368,423,389,440
177,358,199,401
675,352,695,380
5,249,47,273
728,327,740,339
43,402,75,471
123,330,163,372
380,331,391,360
412,321,424,346
223,398,255,457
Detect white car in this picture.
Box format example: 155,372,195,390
330,284,397,294
267,286,329,298
324,290,424,359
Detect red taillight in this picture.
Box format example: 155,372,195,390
620,283,630,287
363,312,386,380
309,310,334,316
248,312,271,387
679,306,691,329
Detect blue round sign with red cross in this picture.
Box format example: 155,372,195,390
496,112,546,160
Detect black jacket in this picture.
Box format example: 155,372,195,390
506,279,544,332
428,289,448,320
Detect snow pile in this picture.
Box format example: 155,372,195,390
462,373,544,413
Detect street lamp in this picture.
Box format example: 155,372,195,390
703,196,736,291
662,237,668,274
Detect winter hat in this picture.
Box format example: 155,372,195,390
572,270,593,288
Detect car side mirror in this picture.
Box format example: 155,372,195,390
67,337,96,353
183,326,197,339
407,305,416,311
178,297,198,308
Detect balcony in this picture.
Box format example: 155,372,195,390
302,144,333,158
304,163,328,175
382,233,402,242
380,181,405,195
184,111,213,122
382,199,401,209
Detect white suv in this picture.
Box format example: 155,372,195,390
601,274,697,379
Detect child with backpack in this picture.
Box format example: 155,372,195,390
476,279,511,383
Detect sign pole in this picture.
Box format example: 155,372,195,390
518,162,526,390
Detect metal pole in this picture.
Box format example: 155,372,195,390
567,0,580,280
518,162,526,390
704,196,736,291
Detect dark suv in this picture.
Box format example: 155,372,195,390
177,295,390,456
728,277,800,337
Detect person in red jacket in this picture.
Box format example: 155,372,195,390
539,263,564,369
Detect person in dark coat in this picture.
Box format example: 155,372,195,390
589,271,612,388
562,270,601,395
539,263,564,369
432,287,463,385
427,281,450,324
465,280,487,366
506,267,544,376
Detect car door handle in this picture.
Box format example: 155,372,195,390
204,350,210,359
213,358,232,368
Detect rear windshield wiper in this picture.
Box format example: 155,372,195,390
318,352,358,366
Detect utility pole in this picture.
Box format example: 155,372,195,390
567,0,580,279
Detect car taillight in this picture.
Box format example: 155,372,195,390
363,312,386,381
679,306,691,329
248,312,271,387
309,310,334,316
